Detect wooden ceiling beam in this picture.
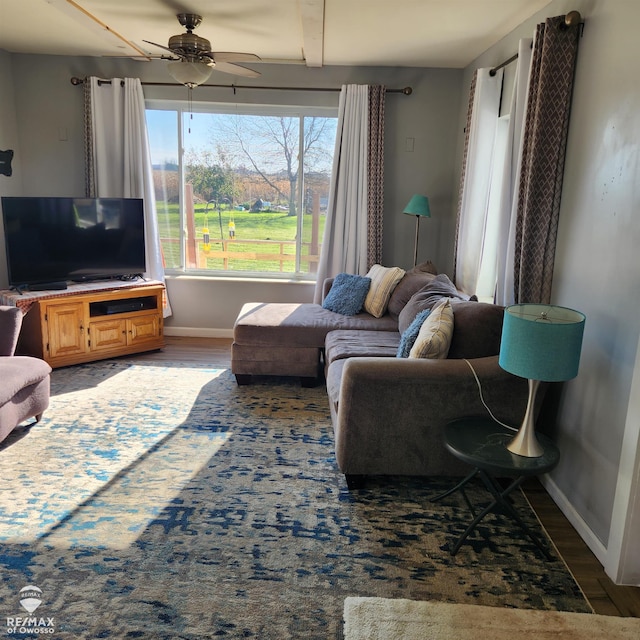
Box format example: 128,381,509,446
298,0,325,67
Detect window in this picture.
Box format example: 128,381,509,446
145,102,337,279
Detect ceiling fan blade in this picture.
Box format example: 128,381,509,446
104,54,178,62
213,62,261,78
213,52,262,63
143,40,184,57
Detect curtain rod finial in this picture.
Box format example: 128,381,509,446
402,86,412,95
565,10,582,27
70,76,84,86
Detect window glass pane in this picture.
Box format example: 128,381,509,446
146,109,181,270
146,104,337,278
301,116,335,275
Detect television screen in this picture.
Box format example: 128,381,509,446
1,197,146,288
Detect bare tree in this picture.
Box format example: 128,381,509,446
209,114,335,216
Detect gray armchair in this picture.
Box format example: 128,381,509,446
0,306,51,443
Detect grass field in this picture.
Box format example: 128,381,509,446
157,204,326,273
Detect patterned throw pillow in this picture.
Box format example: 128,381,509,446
322,273,372,316
396,308,431,358
363,264,406,318
409,298,454,359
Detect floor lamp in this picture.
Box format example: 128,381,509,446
402,195,431,267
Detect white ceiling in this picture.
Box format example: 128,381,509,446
0,0,553,69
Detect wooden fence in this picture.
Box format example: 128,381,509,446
160,237,320,273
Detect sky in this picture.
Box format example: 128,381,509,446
145,109,337,171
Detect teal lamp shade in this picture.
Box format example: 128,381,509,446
403,195,431,218
402,195,431,266
498,304,585,457
499,304,585,381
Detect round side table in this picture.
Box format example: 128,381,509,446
432,416,560,558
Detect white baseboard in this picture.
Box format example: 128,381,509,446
164,326,234,339
540,474,608,567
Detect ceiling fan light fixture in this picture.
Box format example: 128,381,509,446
167,60,212,88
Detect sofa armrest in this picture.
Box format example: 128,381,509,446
0,306,23,356
330,355,531,476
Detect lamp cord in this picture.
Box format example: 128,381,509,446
463,359,518,432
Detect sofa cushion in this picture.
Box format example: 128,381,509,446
447,301,505,359
322,273,371,316
325,330,399,367
396,308,431,358
363,265,406,318
409,298,454,359
387,271,437,319
234,302,398,349
398,274,470,334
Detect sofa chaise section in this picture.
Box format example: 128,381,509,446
231,301,397,385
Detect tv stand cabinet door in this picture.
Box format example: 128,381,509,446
127,314,162,347
89,317,128,353
45,301,87,361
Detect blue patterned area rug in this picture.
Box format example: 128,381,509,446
0,360,590,639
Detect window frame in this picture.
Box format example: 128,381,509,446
145,99,338,282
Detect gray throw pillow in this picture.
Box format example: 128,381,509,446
398,274,468,334
387,271,437,319
322,273,371,316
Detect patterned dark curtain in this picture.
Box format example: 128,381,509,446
452,71,478,285
514,16,581,303
367,85,386,268
83,79,95,198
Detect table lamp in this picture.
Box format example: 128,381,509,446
498,303,586,457
402,195,431,267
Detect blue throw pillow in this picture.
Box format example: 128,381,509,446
396,308,431,358
322,273,372,316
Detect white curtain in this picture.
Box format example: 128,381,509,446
88,77,171,317
313,85,369,303
495,39,533,306
454,69,503,298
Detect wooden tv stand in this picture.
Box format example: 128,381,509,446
11,281,165,368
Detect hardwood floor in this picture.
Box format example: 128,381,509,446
139,335,640,617
522,479,640,617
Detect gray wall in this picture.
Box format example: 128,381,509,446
0,50,22,275
460,0,640,582
0,55,462,335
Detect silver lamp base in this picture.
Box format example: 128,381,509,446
507,379,544,457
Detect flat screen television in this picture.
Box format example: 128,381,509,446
1,196,146,289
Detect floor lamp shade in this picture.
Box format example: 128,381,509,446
498,304,586,457
402,195,431,267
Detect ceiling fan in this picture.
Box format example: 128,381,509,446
142,13,261,86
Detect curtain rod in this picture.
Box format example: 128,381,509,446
489,53,519,77
70,77,412,95
488,10,583,77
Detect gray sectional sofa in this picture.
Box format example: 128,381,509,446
231,264,532,487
